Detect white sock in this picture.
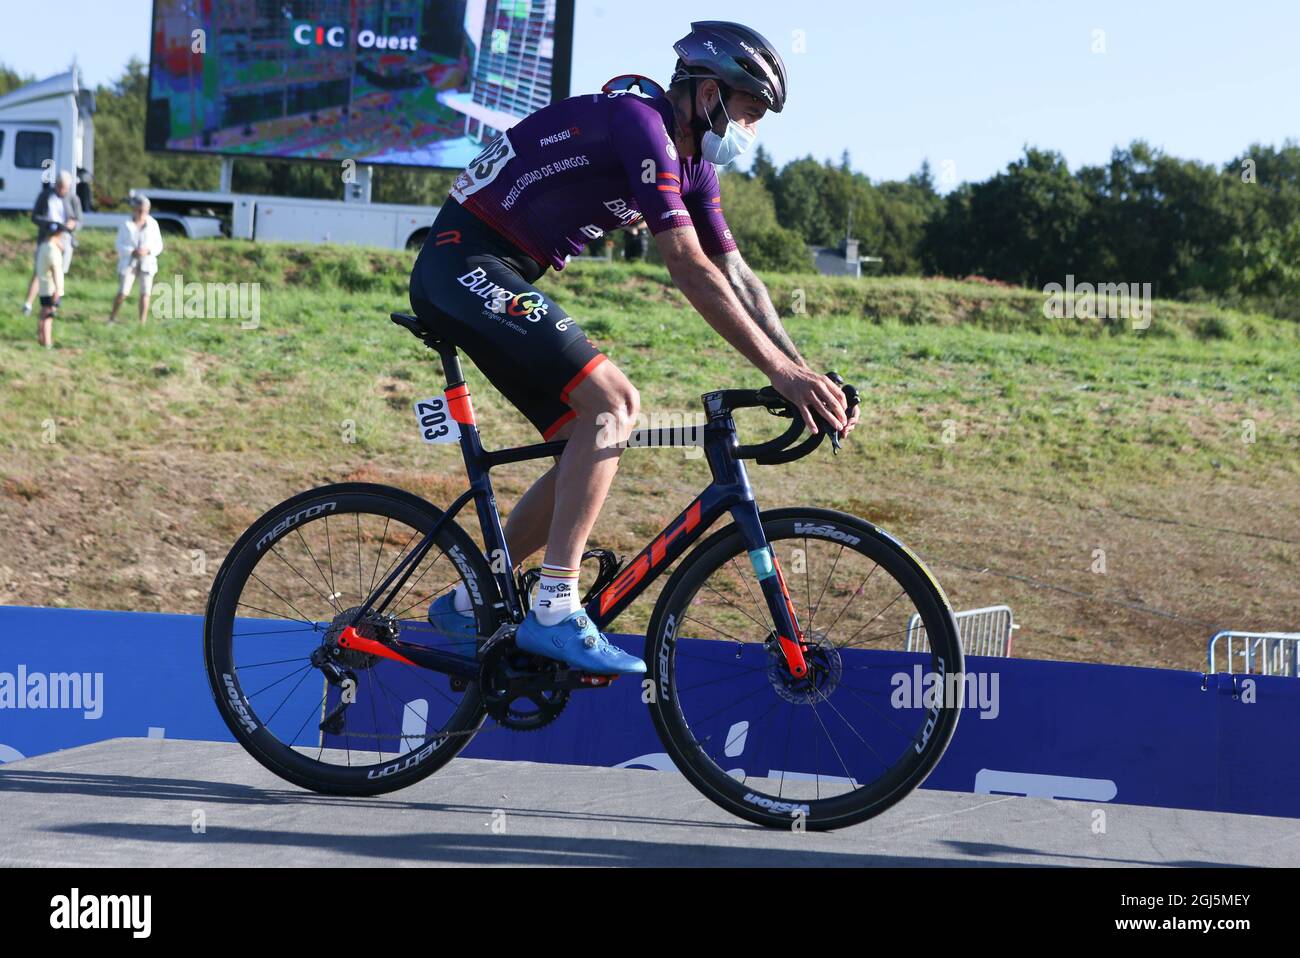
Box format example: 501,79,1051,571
533,565,580,626
450,582,473,614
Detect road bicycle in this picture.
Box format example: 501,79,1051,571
204,311,964,830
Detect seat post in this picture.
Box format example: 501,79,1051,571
437,344,464,387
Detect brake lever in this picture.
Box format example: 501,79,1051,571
823,372,854,453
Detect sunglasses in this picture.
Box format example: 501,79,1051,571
600,74,666,99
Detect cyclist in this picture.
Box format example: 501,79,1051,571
410,21,856,675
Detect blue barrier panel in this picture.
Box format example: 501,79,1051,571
0,607,229,762
2,606,1298,820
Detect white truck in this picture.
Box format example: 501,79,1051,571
0,68,440,249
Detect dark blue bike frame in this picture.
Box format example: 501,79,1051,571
350,326,812,680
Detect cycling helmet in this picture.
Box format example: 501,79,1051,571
671,21,788,113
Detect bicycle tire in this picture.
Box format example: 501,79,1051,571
204,482,496,796
646,508,963,830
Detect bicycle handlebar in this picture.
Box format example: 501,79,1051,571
730,374,860,464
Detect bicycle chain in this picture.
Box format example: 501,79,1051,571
317,625,527,744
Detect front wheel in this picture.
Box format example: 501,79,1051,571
646,508,963,831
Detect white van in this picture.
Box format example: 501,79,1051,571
0,68,93,215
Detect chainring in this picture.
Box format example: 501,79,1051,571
479,637,569,731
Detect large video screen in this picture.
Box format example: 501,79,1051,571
145,0,574,169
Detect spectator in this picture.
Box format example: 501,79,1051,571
33,224,64,349
108,195,165,325
23,171,77,316
623,220,649,262
61,175,83,272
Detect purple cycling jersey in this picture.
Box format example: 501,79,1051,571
450,91,737,271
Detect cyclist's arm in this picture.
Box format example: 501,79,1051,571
656,229,784,373
710,249,804,366
656,228,847,433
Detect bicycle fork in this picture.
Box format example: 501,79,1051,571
728,499,810,679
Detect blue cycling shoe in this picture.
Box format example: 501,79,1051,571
427,592,478,643
515,610,646,675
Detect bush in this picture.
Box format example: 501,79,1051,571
734,224,815,274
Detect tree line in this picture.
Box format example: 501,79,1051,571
734,141,1300,310
4,60,1296,309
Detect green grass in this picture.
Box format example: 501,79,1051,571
2,217,1296,481
2,218,1297,667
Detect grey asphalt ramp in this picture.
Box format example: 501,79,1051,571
1,738,1296,867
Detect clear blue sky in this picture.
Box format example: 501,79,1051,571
2,0,1295,186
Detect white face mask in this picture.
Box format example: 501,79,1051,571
700,95,756,167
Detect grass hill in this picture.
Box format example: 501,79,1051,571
2,217,1296,669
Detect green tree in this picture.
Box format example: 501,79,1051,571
964,147,1090,286
718,170,778,231
0,63,34,97
91,58,220,207
718,171,812,272
748,143,778,192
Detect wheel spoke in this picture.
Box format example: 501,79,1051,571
211,496,486,782
807,541,844,635
659,521,958,823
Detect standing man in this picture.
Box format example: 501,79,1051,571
108,195,165,325
623,221,649,262
23,171,77,316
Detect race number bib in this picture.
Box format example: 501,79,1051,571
413,397,462,445
449,134,516,203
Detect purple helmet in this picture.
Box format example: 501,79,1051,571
672,21,788,113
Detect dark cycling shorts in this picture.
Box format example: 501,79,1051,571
409,200,606,439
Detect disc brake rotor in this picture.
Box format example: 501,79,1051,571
765,631,842,705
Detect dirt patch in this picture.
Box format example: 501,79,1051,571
1,437,1296,672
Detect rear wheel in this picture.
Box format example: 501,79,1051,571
204,483,495,795
646,508,963,830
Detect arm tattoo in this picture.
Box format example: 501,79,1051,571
721,253,804,365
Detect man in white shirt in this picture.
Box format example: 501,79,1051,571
108,194,165,325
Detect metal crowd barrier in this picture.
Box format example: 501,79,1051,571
906,604,1017,657
1207,631,1300,677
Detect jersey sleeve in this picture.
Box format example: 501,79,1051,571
607,97,696,236
684,161,739,257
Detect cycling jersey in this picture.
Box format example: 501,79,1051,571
410,89,736,439
449,91,737,270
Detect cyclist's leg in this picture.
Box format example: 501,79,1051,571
543,360,637,572
410,223,643,670
501,455,561,564
410,215,618,584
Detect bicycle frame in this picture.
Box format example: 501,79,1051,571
338,337,811,680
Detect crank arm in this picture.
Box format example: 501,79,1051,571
496,667,618,696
